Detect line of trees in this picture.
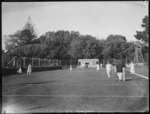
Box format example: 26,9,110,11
2,15,149,66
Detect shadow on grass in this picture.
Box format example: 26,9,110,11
27,104,51,111
3,80,57,87
125,78,134,81
2,72,33,80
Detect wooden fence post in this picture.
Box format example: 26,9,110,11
32,58,33,67
23,57,25,68
39,58,40,67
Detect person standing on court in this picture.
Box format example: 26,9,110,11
96,63,100,70
27,63,32,75
127,61,135,74
17,64,22,74
116,60,126,81
106,61,112,78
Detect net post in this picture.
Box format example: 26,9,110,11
50,60,51,66
17,59,18,68
57,60,59,66
13,57,15,67
32,58,33,67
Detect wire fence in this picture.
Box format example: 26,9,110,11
61,60,78,68
3,56,148,69
4,57,61,68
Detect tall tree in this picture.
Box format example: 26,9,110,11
134,15,149,44
5,16,38,51
104,34,127,59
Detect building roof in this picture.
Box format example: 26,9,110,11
78,59,99,61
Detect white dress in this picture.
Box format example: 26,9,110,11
130,63,135,74
17,67,22,73
96,64,99,70
106,64,111,71
27,65,32,72
106,64,112,77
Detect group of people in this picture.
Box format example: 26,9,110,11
105,60,135,81
17,60,135,79
17,63,32,75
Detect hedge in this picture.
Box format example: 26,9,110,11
2,66,62,76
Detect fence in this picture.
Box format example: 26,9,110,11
4,57,61,68
4,56,148,69
61,60,78,68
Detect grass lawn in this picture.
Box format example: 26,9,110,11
2,68,149,113
134,66,149,77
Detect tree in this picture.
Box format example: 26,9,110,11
5,17,38,51
106,34,127,44
3,35,18,51
134,15,149,44
83,36,98,59
96,39,105,62
16,17,37,45
103,34,127,60
68,37,84,59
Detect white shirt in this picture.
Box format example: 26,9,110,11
27,64,32,71
106,64,111,70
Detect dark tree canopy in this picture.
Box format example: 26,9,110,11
3,16,148,66
134,15,149,43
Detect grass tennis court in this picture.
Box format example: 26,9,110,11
2,67,149,113
134,66,149,77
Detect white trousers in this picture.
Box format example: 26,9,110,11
117,73,123,80
117,68,125,81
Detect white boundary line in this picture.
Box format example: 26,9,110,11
125,69,149,80
2,94,149,97
2,84,33,94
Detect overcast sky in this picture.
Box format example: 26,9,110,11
2,1,148,49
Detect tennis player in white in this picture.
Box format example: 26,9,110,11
127,61,135,74
106,61,112,78
27,63,32,75
96,64,100,70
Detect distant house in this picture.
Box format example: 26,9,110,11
78,59,99,68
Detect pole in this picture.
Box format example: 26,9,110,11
13,57,15,67
23,57,25,68
59,60,61,66
44,59,46,66
39,58,40,67
44,59,46,67
32,58,33,67
70,59,72,70
60,60,61,66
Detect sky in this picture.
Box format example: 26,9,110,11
2,1,148,50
